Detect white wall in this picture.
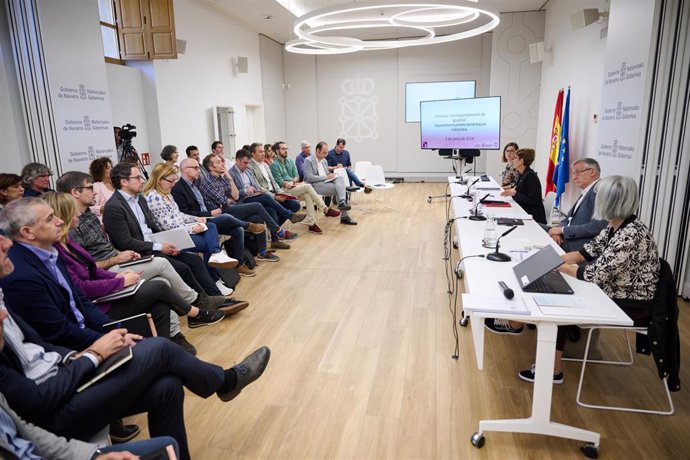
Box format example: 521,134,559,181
534,0,608,209
105,63,152,160
283,38,491,178
260,35,286,143
489,11,545,180
147,0,264,158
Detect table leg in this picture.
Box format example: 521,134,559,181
469,314,485,369
476,322,600,446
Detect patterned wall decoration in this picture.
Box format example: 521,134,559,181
338,75,379,142
488,12,545,177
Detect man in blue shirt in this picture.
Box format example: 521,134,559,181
295,141,311,181
326,138,372,193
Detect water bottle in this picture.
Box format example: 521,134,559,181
484,215,497,248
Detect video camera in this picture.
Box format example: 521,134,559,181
120,124,137,142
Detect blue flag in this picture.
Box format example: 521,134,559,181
553,88,570,208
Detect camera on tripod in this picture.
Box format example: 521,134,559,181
120,124,137,142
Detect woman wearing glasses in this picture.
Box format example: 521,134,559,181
144,163,237,294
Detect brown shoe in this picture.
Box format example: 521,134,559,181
237,263,256,277
271,240,291,250
246,222,266,234
324,208,341,218
364,185,373,194
308,224,323,234
217,298,250,316
289,212,307,224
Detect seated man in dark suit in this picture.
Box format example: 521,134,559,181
544,158,607,251
0,197,113,350
0,233,270,460
102,162,241,311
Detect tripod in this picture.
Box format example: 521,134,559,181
119,140,149,180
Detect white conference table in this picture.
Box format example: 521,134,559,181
448,176,632,454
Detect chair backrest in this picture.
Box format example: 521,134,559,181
543,191,556,223
365,165,387,186
354,161,372,181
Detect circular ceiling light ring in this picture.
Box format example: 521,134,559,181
285,39,364,55
391,7,479,27
287,1,500,54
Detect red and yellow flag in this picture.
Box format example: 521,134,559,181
545,89,564,195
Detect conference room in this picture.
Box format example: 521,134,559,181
0,0,688,458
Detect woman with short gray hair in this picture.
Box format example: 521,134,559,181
21,162,54,197
518,175,660,384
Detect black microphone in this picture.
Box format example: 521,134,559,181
457,177,481,200
486,225,518,262
477,193,490,203
498,281,514,299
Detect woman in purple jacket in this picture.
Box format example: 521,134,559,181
43,192,226,337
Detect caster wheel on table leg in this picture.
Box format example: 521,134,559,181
470,432,485,448
460,316,469,327
427,197,432,203
581,443,598,459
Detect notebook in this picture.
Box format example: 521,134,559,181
77,346,133,393
93,279,145,303
103,312,157,337
512,245,574,295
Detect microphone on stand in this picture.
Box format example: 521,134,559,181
456,177,480,199
486,225,519,262
468,193,490,221
455,166,473,181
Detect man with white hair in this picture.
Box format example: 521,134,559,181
295,141,311,181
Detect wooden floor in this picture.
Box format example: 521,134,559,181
129,182,690,459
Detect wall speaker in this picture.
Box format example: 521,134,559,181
529,42,544,63
176,39,187,55
571,9,601,31
236,56,248,74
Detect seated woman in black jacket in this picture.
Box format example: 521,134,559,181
500,148,546,224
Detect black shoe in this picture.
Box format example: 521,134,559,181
346,186,361,192
109,419,140,444
484,318,524,335
216,298,250,316
188,309,225,328
193,293,228,310
337,200,352,211
518,364,564,384
340,216,357,225
218,346,271,401
170,332,197,355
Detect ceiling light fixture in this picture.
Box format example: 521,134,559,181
285,0,500,55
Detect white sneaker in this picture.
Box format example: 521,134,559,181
208,250,239,269
215,279,234,296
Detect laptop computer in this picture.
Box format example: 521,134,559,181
512,245,574,294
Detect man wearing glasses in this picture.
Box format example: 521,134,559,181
103,162,232,308
544,158,607,251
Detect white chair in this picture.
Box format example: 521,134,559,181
573,325,675,415
354,161,372,183
365,165,396,211
543,191,557,224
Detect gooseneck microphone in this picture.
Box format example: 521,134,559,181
486,225,518,262
468,193,490,221
498,281,515,299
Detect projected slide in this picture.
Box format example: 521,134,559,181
405,81,475,122
420,96,501,150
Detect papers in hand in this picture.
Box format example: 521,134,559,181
93,279,145,303
77,346,133,393
462,293,531,315
151,227,195,250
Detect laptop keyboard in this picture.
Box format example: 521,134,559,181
528,277,551,292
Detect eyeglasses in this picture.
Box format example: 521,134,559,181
161,177,177,185
185,166,200,170
74,185,94,191
571,168,593,176
128,175,145,182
